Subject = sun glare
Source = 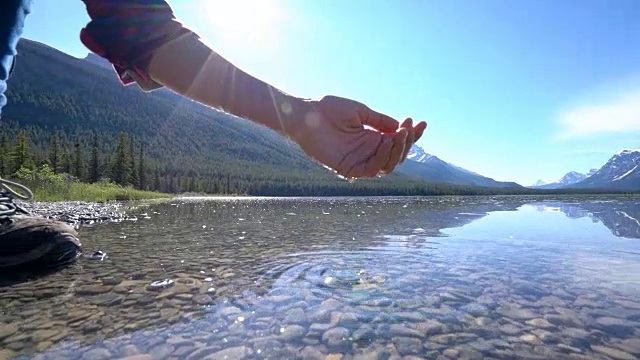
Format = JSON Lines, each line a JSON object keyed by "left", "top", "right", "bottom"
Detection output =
{"left": 201, "top": 0, "right": 286, "bottom": 46}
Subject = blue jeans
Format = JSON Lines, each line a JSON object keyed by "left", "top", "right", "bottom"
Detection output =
{"left": 0, "top": 0, "right": 32, "bottom": 118}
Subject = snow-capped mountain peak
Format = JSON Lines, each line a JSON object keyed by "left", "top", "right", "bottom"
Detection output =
{"left": 616, "top": 149, "right": 640, "bottom": 156}
{"left": 558, "top": 171, "right": 587, "bottom": 185}
{"left": 407, "top": 145, "right": 433, "bottom": 163}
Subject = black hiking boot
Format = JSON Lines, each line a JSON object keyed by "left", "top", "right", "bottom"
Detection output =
{"left": 0, "top": 178, "right": 81, "bottom": 272}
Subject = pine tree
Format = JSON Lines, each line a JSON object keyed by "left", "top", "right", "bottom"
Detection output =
{"left": 73, "top": 142, "right": 84, "bottom": 181}
{"left": 138, "top": 142, "right": 146, "bottom": 190}
{"left": 89, "top": 132, "right": 100, "bottom": 183}
{"left": 154, "top": 166, "right": 160, "bottom": 191}
{"left": 128, "top": 136, "right": 138, "bottom": 187}
{"left": 111, "top": 132, "right": 131, "bottom": 185}
{"left": 49, "top": 133, "right": 61, "bottom": 173}
{"left": 11, "top": 130, "right": 32, "bottom": 173}
{"left": 0, "top": 134, "right": 7, "bottom": 176}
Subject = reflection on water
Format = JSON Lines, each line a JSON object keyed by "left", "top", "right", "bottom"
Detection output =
{"left": 1, "top": 196, "right": 640, "bottom": 359}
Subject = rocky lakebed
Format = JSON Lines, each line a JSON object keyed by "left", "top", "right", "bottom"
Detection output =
{"left": 0, "top": 196, "right": 638, "bottom": 359}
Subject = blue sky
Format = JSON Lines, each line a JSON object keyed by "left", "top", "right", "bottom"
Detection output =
{"left": 20, "top": 0, "right": 640, "bottom": 185}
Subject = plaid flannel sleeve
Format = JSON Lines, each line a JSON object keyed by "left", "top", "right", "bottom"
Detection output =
{"left": 79, "top": 0, "right": 197, "bottom": 91}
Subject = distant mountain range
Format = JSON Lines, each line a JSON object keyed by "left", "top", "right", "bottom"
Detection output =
{"left": 398, "top": 146, "right": 522, "bottom": 188}
{"left": 531, "top": 149, "right": 640, "bottom": 190}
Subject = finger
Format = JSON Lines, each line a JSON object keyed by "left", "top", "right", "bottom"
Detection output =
{"left": 400, "top": 118, "right": 415, "bottom": 162}
{"left": 347, "top": 135, "right": 394, "bottom": 179}
{"left": 413, "top": 121, "right": 428, "bottom": 143}
{"left": 380, "top": 128, "right": 408, "bottom": 174}
{"left": 358, "top": 108, "right": 399, "bottom": 133}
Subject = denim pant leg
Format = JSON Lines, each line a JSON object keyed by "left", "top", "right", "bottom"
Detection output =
{"left": 0, "top": 0, "right": 33, "bottom": 118}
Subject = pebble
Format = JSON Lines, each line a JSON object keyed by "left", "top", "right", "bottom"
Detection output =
{"left": 526, "top": 318, "right": 555, "bottom": 329}
{"left": 280, "top": 325, "right": 306, "bottom": 342}
{"left": 322, "top": 327, "right": 351, "bottom": 349}
{"left": 590, "top": 345, "right": 637, "bottom": 360}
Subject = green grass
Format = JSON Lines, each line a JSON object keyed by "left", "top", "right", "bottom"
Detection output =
{"left": 17, "top": 180, "right": 172, "bottom": 203}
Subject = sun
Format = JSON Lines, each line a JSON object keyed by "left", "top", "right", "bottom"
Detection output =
{"left": 200, "top": 0, "right": 286, "bottom": 46}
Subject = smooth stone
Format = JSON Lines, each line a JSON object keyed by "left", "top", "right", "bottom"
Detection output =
{"left": 301, "top": 346, "right": 324, "bottom": 360}
{"left": 526, "top": 318, "right": 555, "bottom": 329}
{"left": 430, "top": 333, "right": 477, "bottom": 345}
{"left": 389, "top": 324, "right": 423, "bottom": 338}
{"left": 595, "top": 317, "right": 635, "bottom": 337}
{"left": 497, "top": 306, "right": 537, "bottom": 320}
{"left": 203, "top": 346, "right": 249, "bottom": 360}
{"left": 150, "top": 343, "right": 174, "bottom": 360}
{"left": 121, "top": 345, "right": 141, "bottom": 356}
{"left": 352, "top": 325, "right": 376, "bottom": 344}
{"left": 474, "top": 317, "right": 491, "bottom": 327}
{"left": 220, "top": 306, "right": 242, "bottom": 317}
{"left": 499, "top": 324, "right": 522, "bottom": 336}
{"left": 393, "top": 337, "right": 423, "bottom": 356}
{"left": 615, "top": 339, "right": 640, "bottom": 356}
{"left": 557, "top": 344, "right": 582, "bottom": 354}
{"left": 325, "top": 354, "right": 343, "bottom": 360}
{"left": 76, "top": 285, "right": 112, "bottom": 295}
{"left": 118, "top": 356, "right": 153, "bottom": 360}
{"left": 102, "top": 276, "right": 121, "bottom": 286}
{"left": 590, "top": 345, "right": 636, "bottom": 360}
{"left": 320, "top": 298, "right": 342, "bottom": 308}
{"left": 82, "top": 348, "right": 112, "bottom": 360}
{"left": 193, "top": 294, "right": 213, "bottom": 305}
{"left": 395, "top": 312, "right": 427, "bottom": 322}
{"left": 186, "top": 346, "right": 223, "bottom": 360}
{"left": 353, "top": 349, "right": 391, "bottom": 360}
{"left": 174, "top": 345, "right": 196, "bottom": 357}
{"left": 519, "top": 334, "right": 541, "bottom": 345}
{"left": 280, "top": 325, "right": 306, "bottom": 342}
{"left": 336, "top": 312, "right": 359, "bottom": 329}
{"left": 416, "top": 319, "right": 446, "bottom": 336}
{"left": 0, "top": 323, "right": 20, "bottom": 340}
{"left": 31, "top": 329, "right": 59, "bottom": 342}
{"left": 443, "top": 349, "right": 459, "bottom": 358}
{"left": 284, "top": 308, "right": 307, "bottom": 324}
{"left": 322, "top": 327, "right": 351, "bottom": 349}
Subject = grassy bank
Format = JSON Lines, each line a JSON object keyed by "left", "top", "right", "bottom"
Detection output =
{"left": 30, "top": 181, "right": 173, "bottom": 202}
{"left": 4, "top": 166, "right": 172, "bottom": 202}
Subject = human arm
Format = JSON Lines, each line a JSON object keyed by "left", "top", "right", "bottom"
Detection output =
{"left": 79, "top": 0, "right": 426, "bottom": 179}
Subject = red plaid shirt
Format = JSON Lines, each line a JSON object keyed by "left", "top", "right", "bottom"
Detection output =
{"left": 79, "top": 0, "right": 194, "bottom": 91}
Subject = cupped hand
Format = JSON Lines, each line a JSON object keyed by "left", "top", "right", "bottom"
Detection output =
{"left": 292, "top": 95, "right": 427, "bottom": 179}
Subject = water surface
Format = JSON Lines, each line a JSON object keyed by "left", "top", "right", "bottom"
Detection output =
{"left": 1, "top": 196, "right": 640, "bottom": 359}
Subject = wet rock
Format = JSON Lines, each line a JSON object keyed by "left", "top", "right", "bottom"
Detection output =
{"left": 119, "top": 356, "right": 153, "bottom": 360}
{"left": 284, "top": 308, "right": 307, "bottom": 324}
{"left": 499, "top": 323, "right": 522, "bottom": 336}
{"left": 519, "top": 333, "right": 541, "bottom": 345}
{"left": 0, "top": 323, "right": 19, "bottom": 340}
{"left": 193, "top": 294, "right": 213, "bottom": 305}
{"left": 497, "top": 306, "right": 537, "bottom": 320}
{"left": 590, "top": 345, "right": 636, "bottom": 360}
{"left": 325, "top": 354, "right": 343, "bottom": 360}
{"left": 281, "top": 325, "right": 306, "bottom": 342}
{"left": 82, "top": 347, "right": 112, "bottom": 360}
{"left": 389, "top": 324, "right": 422, "bottom": 338}
{"left": 186, "top": 346, "right": 223, "bottom": 360}
{"left": 76, "top": 285, "right": 112, "bottom": 295}
{"left": 335, "top": 312, "right": 359, "bottom": 329}
{"left": 352, "top": 325, "right": 376, "bottom": 344}
{"left": 150, "top": 343, "right": 174, "bottom": 360}
{"left": 615, "top": 338, "right": 640, "bottom": 356}
{"left": 322, "top": 327, "right": 351, "bottom": 350}
{"left": 395, "top": 312, "right": 427, "bottom": 322}
{"left": 101, "top": 276, "right": 121, "bottom": 286}
{"left": 443, "top": 348, "right": 459, "bottom": 358}
{"left": 525, "top": 318, "right": 555, "bottom": 329}
{"left": 430, "top": 333, "right": 477, "bottom": 345}
{"left": 416, "top": 319, "right": 446, "bottom": 336}
{"left": 220, "top": 306, "right": 242, "bottom": 317}
{"left": 393, "top": 337, "right": 423, "bottom": 356}
{"left": 595, "top": 317, "right": 636, "bottom": 337}
{"left": 544, "top": 314, "right": 581, "bottom": 328}
{"left": 557, "top": 344, "right": 582, "bottom": 354}
{"left": 353, "top": 348, "right": 392, "bottom": 360}
{"left": 204, "top": 346, "right": 249, "bottom": 360}
{"left": 301, "top": 346, "right": 324, "bottom": 360}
